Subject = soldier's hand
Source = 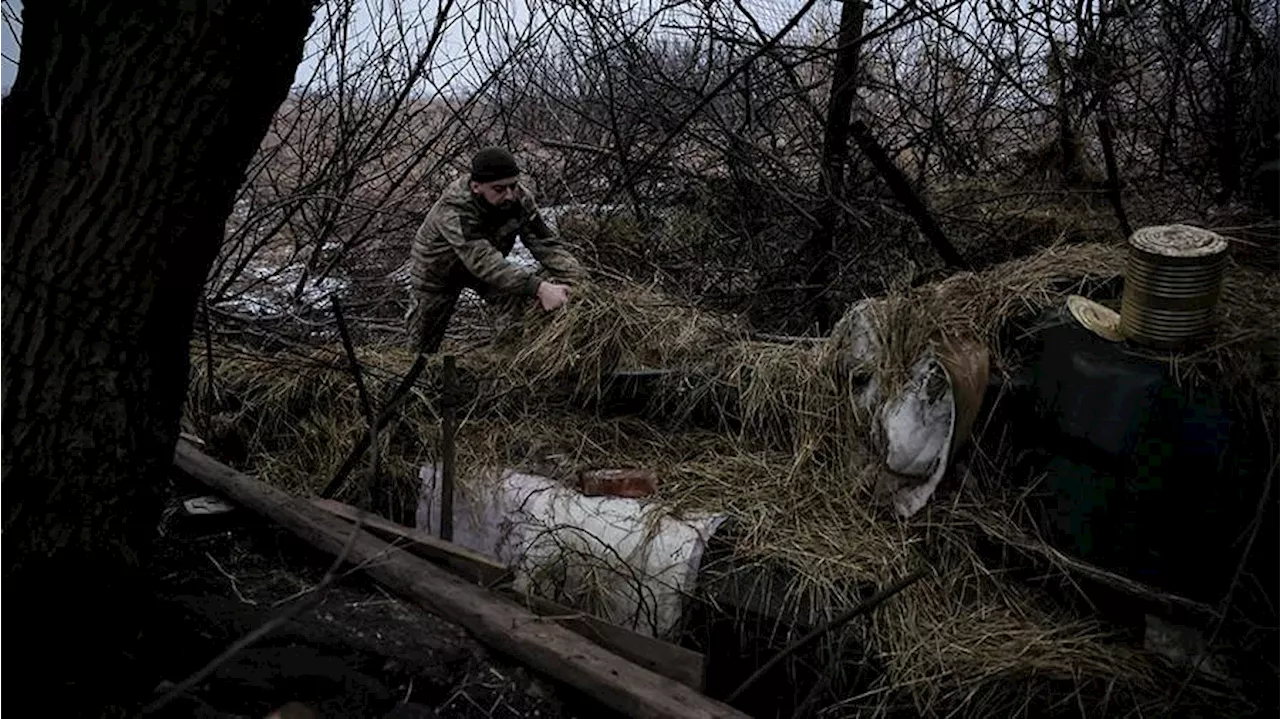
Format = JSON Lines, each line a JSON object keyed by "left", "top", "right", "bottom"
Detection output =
{"left": 536, "top": 281, "right": 571, "bottom": 311}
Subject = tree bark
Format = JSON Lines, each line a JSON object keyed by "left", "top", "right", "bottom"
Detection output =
{"left": 1, "top": 1, "right": 314, "bottom": 714}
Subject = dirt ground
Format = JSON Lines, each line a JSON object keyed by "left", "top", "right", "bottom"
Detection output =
{"left": 140, "top": 470, "right": 620, "bottom": 719}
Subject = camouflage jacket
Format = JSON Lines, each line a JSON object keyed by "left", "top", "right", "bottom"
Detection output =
{"left": 409, "top": 175, "right": 584, "bottom": 296}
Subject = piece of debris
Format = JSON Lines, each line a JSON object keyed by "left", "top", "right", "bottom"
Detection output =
{"left": 184, "top": 495, "right": 237, "bottom": 516}
{"left": 579, "top": 468, "right": 659, "bottom": 498}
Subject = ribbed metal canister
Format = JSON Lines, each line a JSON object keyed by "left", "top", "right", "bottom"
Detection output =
{"left": 1119, "top": 224, "right": 1229, "bottom": 350}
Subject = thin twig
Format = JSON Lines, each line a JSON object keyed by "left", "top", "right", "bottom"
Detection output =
{"left": 333, "top": 297, "right": 380, "bottom": 500}
{"left": 206, "top": 552, "right": 258, "bottom": 606}
{"left": 139, "top": 513, "right": 367, "bottom": 715}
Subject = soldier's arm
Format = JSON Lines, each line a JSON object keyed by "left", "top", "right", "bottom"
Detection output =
{"left": 439, "top": 210, "right": 542, "bottom": 296}
{"left": 520, "top": 200, "right": 587, "bottom": 282}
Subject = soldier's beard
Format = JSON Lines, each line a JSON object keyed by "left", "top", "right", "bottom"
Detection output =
{"left": 489, "top": 200, "right": 521, "bottom": 217}
{"left": 475, "top": 193, "right": 517, "bottom": 212}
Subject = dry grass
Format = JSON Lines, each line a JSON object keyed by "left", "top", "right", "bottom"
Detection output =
{"left": 185, "top": 245, "right": 1274, "bottom": 717}
{"left": 501, "top": 281, "right": 749, "bottom": 400}
{"left": 831, "top": 241, "right": 1129, "bottom": 395}
{"left": 831, "top": 240, "right": 1279, "bottom": 404}
{"left": 931, "top": 181, "right": 1121, "bottom": 265}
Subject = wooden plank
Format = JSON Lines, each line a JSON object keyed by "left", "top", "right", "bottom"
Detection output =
{"left": 311, "top": 498, "right": 511, "bottom": 587}
{"left": 312, "top": 497, "right": 707, "bottom": 691}
{"left": 174, "top": 442, "right": 740, "bottom": 719}
{"left": 515, "top": 594, "right": 706, "bottom": 692}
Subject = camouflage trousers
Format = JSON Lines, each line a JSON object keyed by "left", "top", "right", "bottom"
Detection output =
{"left": 405, "top": 283, "right": 530, "bottom": 355}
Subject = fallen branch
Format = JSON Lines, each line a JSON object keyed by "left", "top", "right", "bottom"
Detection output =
{"left": 849, "top": 119, "right": 968, "bottom": 270}
{"left": 175, "top": 441, "right": 746, "bottom": 719}
{"left": 320, "top": 350, "right": 430, "bottom": 499}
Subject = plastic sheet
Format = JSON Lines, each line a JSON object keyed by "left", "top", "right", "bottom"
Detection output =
{"left": 416, "top": 467, "right": 728, "bottom": 639}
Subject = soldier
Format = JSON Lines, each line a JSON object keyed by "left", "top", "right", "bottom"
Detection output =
{"left": 406, "top": 146, "right": 585, "bottom": 353}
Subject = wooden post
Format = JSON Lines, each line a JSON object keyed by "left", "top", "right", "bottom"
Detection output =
{"left": 440, "top": 353, "right": 457, "bottom": 541}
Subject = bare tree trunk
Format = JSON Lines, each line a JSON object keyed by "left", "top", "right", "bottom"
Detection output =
{"left": 1, "top": 1, "right": 314, "bottom": 713}
{"left": 1214, "top": 5, "right": 1246, "bottom": 204}
{"left": 1096, "top": 108, "right": 1133, "bottom": 238}
{"left": 807, "top": 0, "right": 866, "bottom": 333}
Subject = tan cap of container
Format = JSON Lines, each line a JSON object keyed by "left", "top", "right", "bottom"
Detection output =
{"left": 1067, "top": 295, "right": 1124, "bottom": 342}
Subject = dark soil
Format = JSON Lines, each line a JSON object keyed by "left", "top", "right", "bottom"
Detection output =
{"left": 138, "top": 470, "right": 620, "bottom": 719}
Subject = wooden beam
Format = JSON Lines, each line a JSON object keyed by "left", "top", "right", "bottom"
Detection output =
{"left": 313, "top": 497, "right": 707, "bottom": 691}
{"left": 515, "top": 593, "right": 706, "bottom": 692}
{"left": 174, "top": 442, "right": 740, "bottom": 719}
{"left": 311, "top": 498, "right": 511, "bottom": 587}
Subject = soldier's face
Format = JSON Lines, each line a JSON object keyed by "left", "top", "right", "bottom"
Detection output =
{"left": 471, "top": 178, "right": 521, "bottom": 208}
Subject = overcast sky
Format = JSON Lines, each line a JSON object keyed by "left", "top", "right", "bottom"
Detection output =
{"left": 1, "top": 0, "right": 816, "bottom": 97}
{"left": 1, "top": 0, "right": 20, "bottom": 94}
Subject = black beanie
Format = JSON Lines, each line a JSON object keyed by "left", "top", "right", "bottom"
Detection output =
{"left": 470, "top": 147, "right": 521, "bottom": 183}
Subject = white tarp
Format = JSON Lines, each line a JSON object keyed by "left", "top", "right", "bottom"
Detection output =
{"left": 878, "top": 353, "right": 958, "bottom": 517}
{"left": 416, "top": 466, "right": 728, "bottom": 639}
